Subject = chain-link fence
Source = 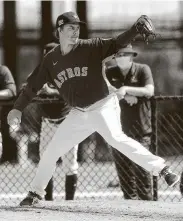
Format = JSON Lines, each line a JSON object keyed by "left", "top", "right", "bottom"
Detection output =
{"left": 0, "top": 97, "right": 183, "bottom": 205}
{"left": 152, "top": 96, "right": 183, "bottom": 202}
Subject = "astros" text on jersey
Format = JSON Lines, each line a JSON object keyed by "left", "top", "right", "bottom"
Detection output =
{"left": 54, "top": 66, "right": 88, "bottom": 88}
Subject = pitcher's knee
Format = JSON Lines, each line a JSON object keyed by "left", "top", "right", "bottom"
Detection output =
{"left": 40, "top": 151, "right": 61, "bottom": 168}
{"left": 110, "top": 132, "right": 130, "bottom": 144}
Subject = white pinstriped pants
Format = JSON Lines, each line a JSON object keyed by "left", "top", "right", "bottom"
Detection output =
{"left": 31, "top": 93, "right": 166, "bottom": 197}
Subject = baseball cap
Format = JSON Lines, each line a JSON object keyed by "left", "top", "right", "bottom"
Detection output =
{"left": 116, "top": 44, "right": 138, "bottom": 57}
{"left": 56, "top": 11, "right": 86, "bottom": 29}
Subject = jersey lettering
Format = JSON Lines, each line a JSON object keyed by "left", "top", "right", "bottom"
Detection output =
{"left": 54, "top": 79, "right": 62, "bottom": 88}
{"left": 81, "top": 67, "right": 88, "bottom": 76}
{"left": 54, "top": 66, "right": 88, "bottom": 88}
{"left": 74, "top": 67, "right": 80, "bottom": 76}
{"left": 57, "top": 71, "right": 65, "bottom": 83}
{"left": 66, "top": 68, "right": 75, "bottom": 78}
{"left": 62, "top": 71, "right": 68, "bottom": 81}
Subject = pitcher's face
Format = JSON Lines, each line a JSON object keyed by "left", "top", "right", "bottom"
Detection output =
{"left": 58, "top": 24, "right": 80, "bottom": 44}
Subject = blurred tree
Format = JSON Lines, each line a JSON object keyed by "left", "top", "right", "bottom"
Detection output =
{"left": 76, "top": 0, "right": 88, "bottom": 39}
{"left": 41, "top": 1, "right": 54, "bottom": 51}
{"left": 3, "top": 1, "right": 17, "bottom": 83}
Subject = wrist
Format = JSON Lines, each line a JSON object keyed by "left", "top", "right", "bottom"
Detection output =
{"left": 122, "top": 86, "right": 128, "bottom": 95}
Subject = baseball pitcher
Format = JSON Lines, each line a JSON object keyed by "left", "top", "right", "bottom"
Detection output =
{"left": 7, "top": 12, "right": 180, "bottom": 206}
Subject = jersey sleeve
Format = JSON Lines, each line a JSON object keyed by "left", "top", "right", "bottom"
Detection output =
{"left": 14, "top": 58, "right": 49, "bottom": 111}
{"left": 94, "top": 38, "right": 117, "bottom": 61}
{"left": 140, "top": 64, "right": 154, "bottom": 86}
{"left": 0, "top": 65, "right": 16, "bottom": 96}
{"left": 95, "top": 25, "right": 138, "bottom": 60}
{"left": 115, "top": 26, "right": 138, "bottom": 49}
{"left": 96, "top": 32, "right": 136, "bottom": 61}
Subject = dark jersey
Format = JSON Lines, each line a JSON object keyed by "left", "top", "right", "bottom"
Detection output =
{"left": 106, "top": 62, "right": 154, "bottom": 137}
{"left": 14, "top": 27, "right": 138, "bottom": 111}
{"left": 19, "top": 66, "right": 71, "bottom": 120}
{"left": 39, "top": 94, "right": 71, "bottom": 120}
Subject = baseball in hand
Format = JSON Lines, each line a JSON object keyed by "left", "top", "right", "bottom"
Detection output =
{"left": 12, "top": 117, "right": 21, "bottom": 125}
{"left": 7, "top": 109, "right": 22, "bottom": 126}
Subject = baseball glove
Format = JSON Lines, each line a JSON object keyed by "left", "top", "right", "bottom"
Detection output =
{"left": 134, "top": 15, "right": 158, "bottom": 44}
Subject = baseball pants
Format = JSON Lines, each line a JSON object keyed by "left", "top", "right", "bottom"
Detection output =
{"left": 40, "top": 117, "right": 79, "bottom": 175}
{"left": 31, "top": 93, "right": 166, "bottom": 197}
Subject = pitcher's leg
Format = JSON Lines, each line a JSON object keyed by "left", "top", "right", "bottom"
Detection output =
{"left": 96, "top": 99, "right": 166, "bottom": 176}
{"left": 113, "top": 134, "right": 166, "bottom": 175}
{"left": 95, "top": 96, "right": 179, "bottom": 188}
{"left": 103, "top": 126, "right": 179, "bottom": 186}
{"left": 39, "top": 118, "right": 56, "bottom": 200}
{"left": 30, "top": 110, "right": 93, "bottom": 198}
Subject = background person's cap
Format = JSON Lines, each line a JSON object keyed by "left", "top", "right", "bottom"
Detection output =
{"left": 116, "top": 44, "right": 138, "bottom": 57}
{"left": 56, "top": 11, "right": 86, "bottom": 28}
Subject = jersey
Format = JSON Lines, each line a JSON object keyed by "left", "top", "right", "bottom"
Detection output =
{"left": 20, "top": 70, "right": 71, "bottom": 121}
{"left": 39, "top": 92, "right": 71, "bottom": 120}
{"left": 14, "top": 27, "right": 138, "bottom": 111}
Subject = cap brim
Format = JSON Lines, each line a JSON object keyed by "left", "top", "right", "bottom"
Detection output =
{"left": 57, "top": 21, "right": 86, "bottom": 28}
{"left": 67, "top": 21, "right": 86, "bottom": 25}
{"left": 116, "top": 49, "right": 138, "bottom": 57}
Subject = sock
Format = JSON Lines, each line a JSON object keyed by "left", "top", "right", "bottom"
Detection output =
{"left": 65, "top": 174, "right": 78, "bottom": 200}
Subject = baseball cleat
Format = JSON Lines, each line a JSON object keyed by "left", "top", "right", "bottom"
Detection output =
{"left": 160, "top": 166, "right": 180, "bottom": 187}
{"left": 20, "top": 191, "right": 42, "bottom": 206}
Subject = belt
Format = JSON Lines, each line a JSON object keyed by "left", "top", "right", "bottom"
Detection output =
{"left": 74, "top": 93, "right": 116, "bottom": 112}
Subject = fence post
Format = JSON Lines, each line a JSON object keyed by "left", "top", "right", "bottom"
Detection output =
{"left": 151, "top": 97, "right": 158, "bottom": 201}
